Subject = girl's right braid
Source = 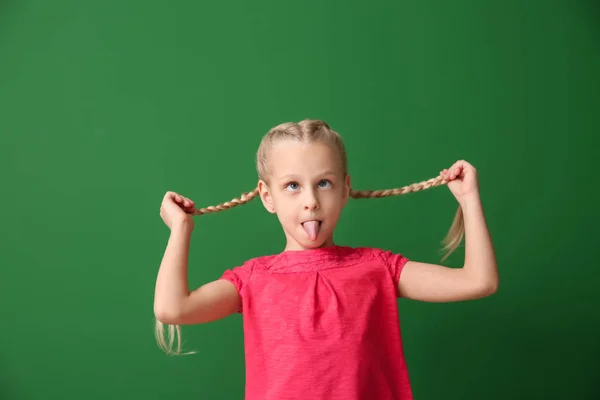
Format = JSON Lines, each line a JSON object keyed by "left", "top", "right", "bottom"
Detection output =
{"left": 193, "top": 189, "right": 260, "bottom": 215}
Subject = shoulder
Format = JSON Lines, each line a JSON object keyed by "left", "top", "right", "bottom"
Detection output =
{"left": 223, "top": 252, "right": 283, "bottom": 277}
{"left": 219, "top": 256, "right": 261, "bottom": 290}
{"left": 326, "top": 246, "right": 410, "bottom": 272}
{"left": 354, "top": 246, "right": 410, "bottom": 282}
{"left": 372, "top": 247, "right": 410, "bottom": 264}
{"left": 347, "top": 246, "right": 409, "bottom": 264}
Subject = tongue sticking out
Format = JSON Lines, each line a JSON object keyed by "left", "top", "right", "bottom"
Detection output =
{"left": 302, "top": 221, "right": 321, "bottom": 241}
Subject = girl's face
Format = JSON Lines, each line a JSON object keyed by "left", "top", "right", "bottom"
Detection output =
{"left": 258, "top": 140, "right": 350, "bottom": 251}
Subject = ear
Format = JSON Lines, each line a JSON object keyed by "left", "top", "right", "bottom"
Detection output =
{"left": 343, "top": 174, "right": 351, "bottom": 205}
{"left": 258, "top": 179, "right": 276, "bottom": 214}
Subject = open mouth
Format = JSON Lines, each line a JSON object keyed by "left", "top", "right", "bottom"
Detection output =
{"left": 301, "top": 220, "right": 322, "bottom": 241}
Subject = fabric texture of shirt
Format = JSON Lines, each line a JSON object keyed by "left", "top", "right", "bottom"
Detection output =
{"left": 220, "top": 245, "right": 413, "bottom": 400}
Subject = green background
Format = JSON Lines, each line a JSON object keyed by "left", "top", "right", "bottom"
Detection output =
{"left": 1, "top": 1, "right": 598, "bottom": 399}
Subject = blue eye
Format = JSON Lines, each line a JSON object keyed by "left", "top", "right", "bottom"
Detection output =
{"left": 285, "top": 180, "right": 332, "bottom": 191}
{"left": 318, "top": 180, "right": 332, "bottom": 188}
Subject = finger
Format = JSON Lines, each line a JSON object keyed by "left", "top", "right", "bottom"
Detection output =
{"left": 456, "top": 160, "right": 472, "bottom": 173}
{"left": 166, "top": 191, "right": 180, "bottom": 200}
{"left": 458, "top": 159, "right": 471, "bottom": 168}
{"left": 179, "top": 195, "right": 195, "bottom": 208}
{"left": 164, "top": 191, "right": 176, "bottom": 201}
{"left": 165, "top": 192, "right": 191, "bottom": 209}
{"left": 183, "top": 197, "right": 195, "bottom": 207}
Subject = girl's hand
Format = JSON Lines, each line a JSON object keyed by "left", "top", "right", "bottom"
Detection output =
{"left": 160, "top": 191, "right": 196, "bottom": 230}
{"left": 440, "top": 160, "right": 480, "bottom": 204}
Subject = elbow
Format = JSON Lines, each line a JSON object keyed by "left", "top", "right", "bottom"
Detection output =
{"left": 477, "top": 278, "right": 499, "bottom": 298}
{"left": 154, "top": 305, "right": 182, "bottom": 325}
{"left": 463, "top": 273, "right": 498, "bottom": 300}
{"left": 464, "top": 265, "right": 499, "bottom": 299}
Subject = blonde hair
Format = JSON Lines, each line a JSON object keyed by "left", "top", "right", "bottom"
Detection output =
{"left": 155, "top": 119, "right": 464, "bottom": 355}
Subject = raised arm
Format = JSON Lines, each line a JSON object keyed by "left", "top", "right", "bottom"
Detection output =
{"left": 153, "top": 192, "right": 241, "bottom": 325}
{"left": 397, "top": 161, "right": 499, "bottom": 302}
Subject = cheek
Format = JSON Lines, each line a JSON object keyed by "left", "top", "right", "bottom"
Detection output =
{"left": 323, "top": 191, "right": 345, "bottom": 209}
{"left": 273, "top": 196, "right": 297, "bottom": 220}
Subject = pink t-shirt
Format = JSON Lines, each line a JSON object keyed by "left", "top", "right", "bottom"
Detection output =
{"left": 220, "top": 245, "right": 413, "bottom": 400}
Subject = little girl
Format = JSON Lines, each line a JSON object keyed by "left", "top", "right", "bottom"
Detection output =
{"left": 153, "top": 119, "right": 498, "bottom": 400}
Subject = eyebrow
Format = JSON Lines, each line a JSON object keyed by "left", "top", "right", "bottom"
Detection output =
{"left": 278, "top": 171, "right": 337, "bottom": 180}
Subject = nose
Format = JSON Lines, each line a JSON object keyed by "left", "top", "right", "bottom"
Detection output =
{"left": 303, "top": 190, "right": 319, "bottom": 211}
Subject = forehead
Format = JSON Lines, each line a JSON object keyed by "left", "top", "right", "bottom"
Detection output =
{"left": 268, "top": 140, "right": 342, "bottom": 177}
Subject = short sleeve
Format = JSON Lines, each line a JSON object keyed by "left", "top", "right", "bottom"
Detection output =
{"left": 374, "top": 248, "right": 410, "bottom": 285}
{"left": 219, "top": 260, "right": 253, "bottom": 313}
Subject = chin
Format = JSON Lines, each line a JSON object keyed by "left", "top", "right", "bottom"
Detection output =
{"left": 302, "top": 235, "right": 334, "bottom": 249}
{"left": 304, "top": 241, "right": 327, "bottom": 249}
{"left": 286, "top": 235, "right": 331, "bottom": 251}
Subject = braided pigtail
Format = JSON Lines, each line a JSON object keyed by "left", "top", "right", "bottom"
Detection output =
{"left": 192, "top": 189, "right": 260, "bottom": 215}
{"left": 348, "top": 175, "right": 464, "bottom": 262}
